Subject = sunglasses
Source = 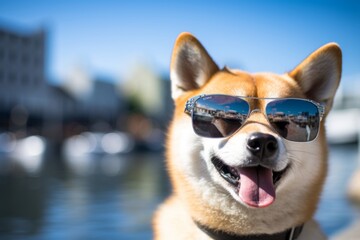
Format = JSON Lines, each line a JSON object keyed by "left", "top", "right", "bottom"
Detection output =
{"left": 184, "top": 94, "right": 325, "bottom": 142}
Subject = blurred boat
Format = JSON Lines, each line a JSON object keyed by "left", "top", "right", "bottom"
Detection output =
{"left": 62, "top": 131, "right": 135, "bottom": 176}
{"left": 0, "top": 133, "right": 46, "bottom": 174}
{"left": 326, "top": 108, "right": 360, "bottom": 144}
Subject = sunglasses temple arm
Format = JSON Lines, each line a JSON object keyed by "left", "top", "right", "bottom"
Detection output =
{"left": 318, "top": 102, "right": 326, "bottom": 121}
{"left": 308, "top": 99, "right": 325, "bottom": 120}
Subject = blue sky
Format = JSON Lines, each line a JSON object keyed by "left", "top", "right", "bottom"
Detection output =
{"left": 0, "top": 0, "right": 359, "bottom": 87}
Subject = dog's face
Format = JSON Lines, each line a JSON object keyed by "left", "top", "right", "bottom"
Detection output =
{"left": 167, "top": 33, "right": 341, "bottom": 233}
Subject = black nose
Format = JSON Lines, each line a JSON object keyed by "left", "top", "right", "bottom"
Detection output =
{"left": 247, "top": 133, "right": 278, "bottom": 159}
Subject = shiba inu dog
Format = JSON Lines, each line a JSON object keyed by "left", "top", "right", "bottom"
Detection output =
{"left": 153, "top": 33, "right": 342, "bottom": 240}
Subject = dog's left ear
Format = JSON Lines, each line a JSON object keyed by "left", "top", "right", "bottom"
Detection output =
{"left": 288, "top": 43, "right": 342, "bottom": 113}
{"left": 170, "top": 32, "right": 219, "bottom": 99}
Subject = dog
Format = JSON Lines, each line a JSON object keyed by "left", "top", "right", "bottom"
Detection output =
{"left": 153, "top": 32, "right": 342, "bottom": 240}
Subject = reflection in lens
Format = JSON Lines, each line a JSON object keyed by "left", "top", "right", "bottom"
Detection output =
{"left": 192, "top": 95, "right": 250, "bottom": 138}
{"left": 266, "top": 99, "right": 320, "bottom": 142}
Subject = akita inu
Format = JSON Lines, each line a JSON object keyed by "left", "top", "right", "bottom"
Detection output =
{"left": 153, "top": 33, "right": 342, "bottom": 240}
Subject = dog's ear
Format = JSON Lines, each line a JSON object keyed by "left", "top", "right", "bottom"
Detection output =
{"left": 170, "top": 32, "right": 219, "bottom": 99}
{"left": 288, "top": 43, "right": 342, "bottom": 113}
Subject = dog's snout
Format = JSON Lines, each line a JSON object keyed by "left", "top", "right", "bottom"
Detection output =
{"left": 247, "top": 133, "right": 278, "bottom": 159}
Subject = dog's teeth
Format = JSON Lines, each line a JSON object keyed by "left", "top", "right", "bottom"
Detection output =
{"left": 230, "top": 168, "right": 238, "bottom": 176}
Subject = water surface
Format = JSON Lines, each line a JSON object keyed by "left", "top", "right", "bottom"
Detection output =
{"left": 0, "top": 145, "right": 359, "bottom": 239}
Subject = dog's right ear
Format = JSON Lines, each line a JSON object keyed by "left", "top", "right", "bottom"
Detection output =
{"left": 288, "top": 43, "right": 342, "bottom": 113}
{"left": 170, "top": 32, "right": 219, "bottom": 99}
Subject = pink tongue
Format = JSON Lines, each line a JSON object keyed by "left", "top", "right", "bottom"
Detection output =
{"left": 238, "top": 167, "right": 275, "bottom": 208}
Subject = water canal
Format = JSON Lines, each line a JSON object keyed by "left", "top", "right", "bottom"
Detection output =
{"left": 0, "top": 144, "right": 359, "bottom": 239}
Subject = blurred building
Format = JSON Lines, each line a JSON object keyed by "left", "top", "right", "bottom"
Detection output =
{"left": 0, "top": 24, "right": 127, "bottom": 140}
{"left": 0, "top": 25, "right": 47, "bottom": 135}
{"left": 86, "top": 79, "right": 123, "bottom": 124}
{"left": 122, "top": 62, "right": 173, "bottom": 123}
{"left": 60, "top": 74, "right": 126, "bottom": 134}
{"left": 123, "top": 63, "right": 164, "bottom": 116}
{"left": 0, "top": 23, "right": 172, "bottom": 150}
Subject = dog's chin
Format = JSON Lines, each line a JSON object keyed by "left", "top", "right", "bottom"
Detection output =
{"left": 210, "top": 155, "right": 289, "bottom": 208}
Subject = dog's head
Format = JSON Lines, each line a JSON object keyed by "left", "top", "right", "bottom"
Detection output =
{"left": 167, "top": 33, "right": 341, "bottom": 233}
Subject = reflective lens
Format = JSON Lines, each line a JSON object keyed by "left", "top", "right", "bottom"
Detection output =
{"left": 265, "top": 99, "right": 320, "bottom": 142}
{"left": 192, "top": 95, "right": 250, "bottom": 138}
{"left": 189, "top": 95, "right": 321, "bottom": 142}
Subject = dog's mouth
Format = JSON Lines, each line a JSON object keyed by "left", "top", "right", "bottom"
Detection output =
{"left": 211, "top": 156, "right": 288, "bottom": 208}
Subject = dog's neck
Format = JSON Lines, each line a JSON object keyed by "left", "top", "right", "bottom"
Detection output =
{"left": 194, "top": 220, "right": 304, "bottom": 240}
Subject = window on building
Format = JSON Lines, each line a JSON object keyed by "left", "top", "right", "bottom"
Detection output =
{"left": 22, "top": 37, "right": 30, "bottom": 47}
{"left": 33, "top": 38, "right": 43, "bottom": 50}
{"left": 0, "top": 49, "right": 4, "bottom": 61}
{"left": 34, "top": 56, "right": 42, "bottom": 68}
{"left": 22, "top": 54, "right": 30, "bottom": 65}
{"left": 8, "top": 51, "right": 18, "bottom": 63}
{"left": 21, "top": 74, "right": 29, "bottom": 85}
{"left": 8, "top": 72, "right": 16, "bottom": 84}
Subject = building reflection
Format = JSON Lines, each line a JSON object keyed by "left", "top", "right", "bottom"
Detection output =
{"left": 0, "top": 174, "right": 46, "bottom": 235}
{"left": 267, "top": 111, "right": 319, "bottom": 128}
{"left": 193, "top": 106, "right": 248, "bottom": 137}
{"left": 194, "top": 106, "right": 248, "bottom": 121}
{"left": 267, "top": 110, "right": 319, "bottom": 141}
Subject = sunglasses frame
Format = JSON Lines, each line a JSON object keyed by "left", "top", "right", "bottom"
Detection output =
{"left": 184, "top": 94, "right": 326, "bottom": 141}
